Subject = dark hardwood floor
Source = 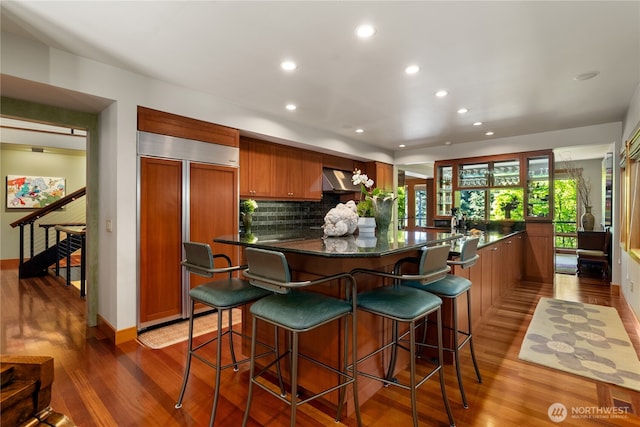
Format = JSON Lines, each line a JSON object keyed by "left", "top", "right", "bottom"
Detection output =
{"left": 2, "top": 267, "right": 639, "bottom": 426}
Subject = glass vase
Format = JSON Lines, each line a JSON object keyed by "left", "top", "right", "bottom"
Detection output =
{"left": 241, "top": 212, "right": 253, "bottom": 234}
{"left": 372, "top": 195, "right": 395, "bottom": 234}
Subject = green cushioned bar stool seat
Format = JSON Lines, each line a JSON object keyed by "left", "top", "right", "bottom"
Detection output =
{"left": 403, "top": 236, "right": 483, "bottom": 408}
{"left": 175, "top": 242, "right": 272, "bottom": 427}
{"left": 351, "top": 243, "right": 455, "bottom": 427}
{"left": 242, "top": 247, "right": 362, "bottom": 427}
{"left": 250, "top": 290, "right": 352, "bottom": 331}
{"left": 415, "top": 274, "right": 471, "bottom": 297}
{"left": 356, "top": 286, "right": 442, "bottom": 321}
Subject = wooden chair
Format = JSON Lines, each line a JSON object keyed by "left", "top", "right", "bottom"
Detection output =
{"left": 576, "top": 231, "right": 610, "bottom": 280}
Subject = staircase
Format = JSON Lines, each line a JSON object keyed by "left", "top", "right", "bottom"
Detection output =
{"left": 19, "top": 232, "right": 84, "bottom": 278}
{"left": 9, "top": 187, "right": 86, "bottom": 280}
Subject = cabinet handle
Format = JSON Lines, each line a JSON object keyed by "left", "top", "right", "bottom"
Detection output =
{"left": 492, "top": 247, "right": 498, "bottom": 251}
{"left": 507, "top": 240, "right": 512, "bottom": 244}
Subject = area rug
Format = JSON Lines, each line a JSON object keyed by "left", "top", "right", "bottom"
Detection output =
{"left": 555, "top": 254, "right": 577, "bottom": 275}
{"left": 519, "top": 298, "right": 640, "bottom": 391}
{"left": 137, "top": 309, "right": 241, "bottom": 349}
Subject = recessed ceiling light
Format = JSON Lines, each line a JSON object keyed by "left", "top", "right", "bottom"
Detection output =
{"left": 473, "top": 121, "right": 483, "bottom": 126}
{"left": 355, "top": 128, "right": 364, "bottom": 133}
{"left": 485, "top": 131, "right": 494, "bottom": 136}
{"left": 285, "top": 104, "right": 297, "bottom": 111}
{"left": 356, "top": 24, "right": 375, "bottom": 39}
{"left": 399, "top": 144, "right": 406, "bottom": 148}
{"left": 405, "top": 65, "right": 420, "bottom": 75}
{"left": 281, "top": 61, "right": 297, "bottom": 71}
{"left": 435, "top": 90, "right": 448, "bottom": 98}
{"left": 574, "top": 71, "right": 600, "bottom": 81}
{"left": 444, "top": 141, "right": 452, "bottom": 146}
{"left": 457, "top": 108, "right": 468, "bottom": 114}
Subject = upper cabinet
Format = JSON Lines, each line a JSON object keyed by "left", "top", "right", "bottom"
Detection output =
{"left": 240, "top": 137, "right": 274, "bottom": 198}
{"left": 272, "top": 145, "right": 322, "bottom": 200}
{"left": 435, "top": 164, "right": 454, "bottom": 217}
{"left": 434, "top": 150, "right": 553, "bottom": 221}
{"left": 138, "top": 106, "right": 239, "bottom": 148}
{"left": 240, "top": 137, "right": 322, "bottom": 201}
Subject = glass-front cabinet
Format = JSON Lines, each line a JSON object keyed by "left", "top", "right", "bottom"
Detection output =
{"left": 433, "top": 150, "right": 553, "bottom": 222}
{"left": 458, "top": 163, "right": 489, "bottom": 188}
{"left": 435, "top": 164, "right": 454, "bottom": 217}
{"left": 526, "top": 155, "right": 552, "bottom": 219}
{"left": 492, "top": 159, "right": 520, "bottom": 187}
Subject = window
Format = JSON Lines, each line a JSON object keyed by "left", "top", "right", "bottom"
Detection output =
{"left": 414, "top": 184, "right": 427, "bottom": 227}
{"left": 621, "top": 126, "right": 640, "bottom": 261}
{"left": 554, "top": 177, "right": 578, "bottom": 249}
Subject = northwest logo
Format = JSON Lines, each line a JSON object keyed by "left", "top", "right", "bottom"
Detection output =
{"left": 548, "top": 403, "right": 568, "bottom": 423}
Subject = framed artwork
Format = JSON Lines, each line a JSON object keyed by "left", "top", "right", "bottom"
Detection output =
{"left": 6, "top": 175, "right": 66, "bottom": 209}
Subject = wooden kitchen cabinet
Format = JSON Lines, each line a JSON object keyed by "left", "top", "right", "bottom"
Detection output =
{"left": 523, "top": 222, "right": 555, "bottom": 283}
{"left": 433, "top": 149, "right": 553, "bottom": 221}
{"left": 240, "top": 137, "right": 322, "bottom": 200}
{"left": 240, "top": 137, "right": 274, "bottom": 198}
{"left": 505, "top": 233, "right": 524, "bottom": 289}
{"left": 353, "top": 161, "right": 394, "bottom": 191}
{"left": 273, "top": 144, "right": 322, "bottom": 200}
{"left": 479, "top": 245, "right": 493, "bottom": 319}
{"left": 490, "top": 241, "right": 503, "bottom": 304}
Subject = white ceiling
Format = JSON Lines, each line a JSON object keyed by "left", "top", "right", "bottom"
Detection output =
{"left": 1, "top": 1, "right": 638, "bottom": 166}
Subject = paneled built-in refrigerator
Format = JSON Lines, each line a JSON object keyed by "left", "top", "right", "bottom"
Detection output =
{"left": 137, "top": 131, "right": 239, "bottom": 329}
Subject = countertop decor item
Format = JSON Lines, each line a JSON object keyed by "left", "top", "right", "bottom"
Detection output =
{"left": 322, "top": 200, "right": 358, "bottom": 236}
{"left": 352, "top": 168, "right": 396, "bottom": 234}
{"left": 241, "top": 199, "right": 258, "bottom": 234}
{"left": 357, "top": 217, "right": 376, "bottom": 237}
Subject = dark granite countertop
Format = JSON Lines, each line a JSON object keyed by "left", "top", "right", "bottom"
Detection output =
{"left": 214, "top": 229, "right": 463, "bottom": 258}
{"left": 448, "top": 230, "right": 525, "bottom": 255}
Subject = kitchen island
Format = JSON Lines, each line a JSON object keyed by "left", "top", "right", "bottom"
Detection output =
{"left": 214, "top": 229, "right": 462, "bottom": 415}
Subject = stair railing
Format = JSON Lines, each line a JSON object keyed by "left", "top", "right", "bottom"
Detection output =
{"left": 9, "top": 187, "right": 86, "bottom": 271}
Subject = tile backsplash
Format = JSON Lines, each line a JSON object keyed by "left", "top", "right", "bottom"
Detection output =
{"left": 240, "top": 194, "right": 346, "bottom": 233}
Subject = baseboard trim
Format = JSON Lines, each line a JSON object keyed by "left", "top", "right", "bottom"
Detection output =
{"left": 1, "top": 259, "right": 20, "bottom": 270}
{"left": 97, "top": 315, "right": 138, "bottom": 346}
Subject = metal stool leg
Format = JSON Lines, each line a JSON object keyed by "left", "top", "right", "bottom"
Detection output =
{"left": 209, "top": 309, "right": 225, "bottom": 426}
{"left": 175, "top": 300, "right": 197, "bottom": 408}
{"left": 227, "top": 310, "right": 239, "bottom": 371}
{"left": 451, "top": 297, "right": 468, "bottom": 408}
{"left": 436, "top": 308, "right": 455, "bottom": 426}
{"left": 385, "top": 319, "right": 400, "bottom": 383}
{"left": 274, "top": 326, "right": 286, "bottom": 397}
{"left": 289, "top": 331, "right": 299, "bottom": 427}
{"left": 242, "top": 316, "right": 258, "bottom": 427}
{"left": 467, "top": 290, "right": 482, "bottom": 384}
{"left": 409, "top": 320, "right": 418, "bottom": 427}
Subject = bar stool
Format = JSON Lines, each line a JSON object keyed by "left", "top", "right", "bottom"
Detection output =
{"left": 404, "top": 237, "right": 482, "bottom": 408}
{"left": 175, "top": 242, "right": 274, "bottom": 427}
{"left": 241, "top": 247, "right": 362, "bottom": 427}
{"left": 351, "top": 244, "right": 455, "bottom": 427}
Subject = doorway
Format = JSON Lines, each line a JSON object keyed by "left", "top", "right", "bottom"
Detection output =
{"left": 0, "top": 98, "right": 98, "bottom": 326}
{"left": 403, "top": 178, "right": 432, "bottom": 230}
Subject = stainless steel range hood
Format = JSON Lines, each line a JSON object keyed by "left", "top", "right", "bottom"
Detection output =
{"left": 322, "top": 168, "right": 358, "bottom": 193}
